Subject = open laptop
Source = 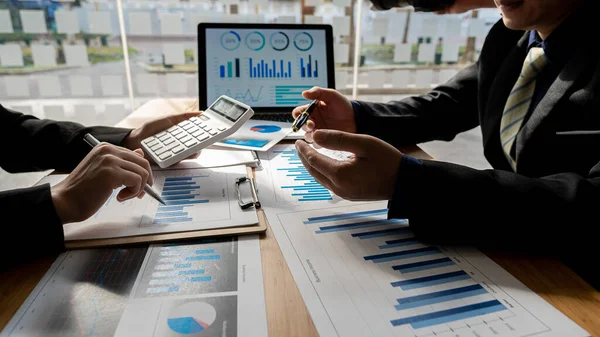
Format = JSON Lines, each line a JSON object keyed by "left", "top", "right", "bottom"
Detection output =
{"left": 197, "top": 23, "right": 335, "bottom": 125}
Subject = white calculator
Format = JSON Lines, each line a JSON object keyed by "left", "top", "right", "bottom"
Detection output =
{"left": 141, "top": 95, "right": 254, "bottom": 168}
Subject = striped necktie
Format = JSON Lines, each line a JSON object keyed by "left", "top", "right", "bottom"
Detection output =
{"left": 500, "top": 47, "right": 548, "bottom": 171}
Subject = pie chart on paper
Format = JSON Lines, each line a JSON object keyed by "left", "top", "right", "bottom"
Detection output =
{"left": 250, "top": 125, "right": 282, "bottom": 133}
{"left": 167, "top": 302, "right": 217, "bottom": 335}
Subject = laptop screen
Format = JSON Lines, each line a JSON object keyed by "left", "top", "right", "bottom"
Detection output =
{"left": 198, "top": 23, "right": 334, "bottom": 112}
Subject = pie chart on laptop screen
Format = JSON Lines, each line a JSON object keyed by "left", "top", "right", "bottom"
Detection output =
{"left": 250, "top": 125, "right": 282, "bottom": 133}
{"left": 167, "top": 302, "right": 217, "bottom": 334}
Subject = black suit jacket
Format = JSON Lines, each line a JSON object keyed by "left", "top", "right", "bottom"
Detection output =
{"left": 0, "top": 104, "right": 132, "bottom": 265}
{"left": 355, "top": 12, "right": 600, "bottom": 288}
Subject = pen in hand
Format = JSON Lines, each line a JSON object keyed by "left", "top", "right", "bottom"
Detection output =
{"left": 83, "top": 133, "right": 167, "bottom": 206}
{"left": 292, "top": 99, "right": 319, "bottom": 132}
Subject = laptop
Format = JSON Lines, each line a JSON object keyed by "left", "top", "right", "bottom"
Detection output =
{"left": 197, "top": 23, "right": 335, "bottom": 126}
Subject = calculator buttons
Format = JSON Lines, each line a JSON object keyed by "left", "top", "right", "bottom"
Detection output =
{"left": 179, "top": 135, "right": 192, "bottom": 143}
{"left": 143, "top": 137, "right": 156, "bottom": 144}
{"left": 146, "top": 139, "right": 158, "bottom": 148}
{"left": 174, "top": 132, "right": 187, "bottom": 140}
{"left": 191, "top": 130, "right": 204, "bottom": 138}
{"left": 150, "top": 144, "right": 163, "bottom": 152}
{"left": 155, "top": 147, "right": 171, "bottom": 156}
{"left": 163, "top": 138, "right": 176, "bottom": 146}
{"left": 209, "top": 130, "right": 218, "bottom": 136}
{"left": 159, "top": 152, "right": 172, "bottom": 160}
{"left": 167, "top": 125, "right": 179, "bottom": 132}
{"left": 181, "top": 123, "right": 194, "bottom": 131}
{"left": 169, "top": 128, "right": 183, "bottom": 136}
{"left": 197, "top": 134, "right": 209, "bottom": 141}
{"left": 155, "top": 131, "right": 167, "bottom": 138}
{"left": 217, "top": 126, "right": 226, "bottom": 131}
{"left": 184, "top": 139, "right": 198, "bottom": 147}
{"left": 187, "top": 126, "right": 200, "bottom": 134}
{"left": 172, "top": 146, "right": 185, "bottom": 154}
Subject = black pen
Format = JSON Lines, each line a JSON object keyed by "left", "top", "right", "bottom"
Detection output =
{"left": 83, "top": 133, "right": 166, "bottom": 205}
{"left": 292, "top": 99, "right": 319, "bottom": 132}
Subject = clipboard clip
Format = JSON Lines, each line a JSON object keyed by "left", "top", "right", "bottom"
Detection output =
{"left": 235, "top": 176, "right": 261, "bottom": 210}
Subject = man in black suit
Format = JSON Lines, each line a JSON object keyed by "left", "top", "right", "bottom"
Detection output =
{"left": 0, "top": 104, "right": 199, "bottom": 263}
{"left": 293, "top": 0, "right": 600, "bottom": 288}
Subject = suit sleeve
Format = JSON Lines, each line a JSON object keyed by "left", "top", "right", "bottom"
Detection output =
{"left": 0, "top": 104, "right": 132, "bottom": 173}
{"left": 354, "top": 62, "right": 480, "bottom": 148}
{"left": 0, "top": 104, "right": 133, "bottom": 263}
{"left": 388, "top": 158, "right": 600, "bottom": 256}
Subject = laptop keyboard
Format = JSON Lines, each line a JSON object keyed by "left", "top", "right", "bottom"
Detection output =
{"left": 251, "top": 113, "right": 295, "bottom": 123}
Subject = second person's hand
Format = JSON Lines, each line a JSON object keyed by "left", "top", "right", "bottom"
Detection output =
{"left": 122, "top": 111, "right": 203, "bottom": 164}
{"left": 295, "top": 130, "right": 403, "bottom": 201}
{"left": 51, "top": 143, "right": 154, "bottom": 224}
{"left": 292, "top": 86, "right": 356, "bottom": 143}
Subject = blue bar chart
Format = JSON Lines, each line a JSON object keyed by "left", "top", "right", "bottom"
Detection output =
{"left": 146, "top": 246, "right": 219, "bottom": 294}
{"left": 299, "top": 54, "right": 318, "bottom": 78}
{"left": 273, "top": 149, "right": 332, "bottom": 202}
{"left": 134, "top": 237, "right": 239, "bottom": 297}
{"left": 249, "top": 57, "right": 292, "bottom": 78}
{"left": 219, "top": 58, "right": 240, "bottom": 78}
{"left": 154, "top": 175, "right": 210, "bottom": 225}
{"left": 263, "top": 203, "right": 544, "bottom": 337}
{"left": 273, "top": 85, "right": 312, "bottom": 106}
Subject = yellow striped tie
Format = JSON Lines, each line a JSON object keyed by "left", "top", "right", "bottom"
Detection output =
{"left": 500, "top": 47, "right": 548, "bottom": 171}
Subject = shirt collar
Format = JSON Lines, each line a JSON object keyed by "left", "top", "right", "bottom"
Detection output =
{"left": 526, "top": 2, "right": 586, "bottom": 69}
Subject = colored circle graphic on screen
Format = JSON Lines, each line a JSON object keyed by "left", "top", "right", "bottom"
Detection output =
{"left": 245, "top": 31, "right": 266, "bottom": 51}
{"left": 270, "top": 31, "right": 290, "bottom": 51}
{"left": 250, "top": 125, "right": 282, "bottom": 133}
{"left": 293, "top": 32, "right": 313, "bottom": 51}
{"left": 220, "top": 31, "right": 241, "bottom": 51}
{"left": 167, "top": 302, "right": 217, "bottom": 335}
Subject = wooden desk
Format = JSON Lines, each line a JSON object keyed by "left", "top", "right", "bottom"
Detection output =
{"left": 1, "top": 98, "right": 599, "bottom": 337}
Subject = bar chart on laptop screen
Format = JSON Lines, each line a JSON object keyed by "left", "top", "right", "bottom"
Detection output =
{"left": 205, "top": 28, "right": 329, "bottom": 107}
{"left": 267, "top": 202, "right": 560, "bottom": 337}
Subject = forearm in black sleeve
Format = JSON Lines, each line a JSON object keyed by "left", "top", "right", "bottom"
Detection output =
{"left": 1, "top": 184, "right": 65, "bottom": 264}
{"left": 0, "top": 104, "right": 132, "bottom": 173}
{"left": 354, "top": 62, "right": 480, "bottom": 148}
{"left": 388, "top": 159, "right": 600, "bottom": 255}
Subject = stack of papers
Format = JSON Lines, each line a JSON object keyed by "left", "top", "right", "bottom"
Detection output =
{"left": 152, "top": 148, "right": 260, "bottom": 170}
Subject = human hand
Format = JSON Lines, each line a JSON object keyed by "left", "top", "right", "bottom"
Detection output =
{"left": 51, "top": 143, "right": 153, "bottom": 224}
{"left": 434, "top": 0, "right": 496, "bottom": 14}
{"left": 122, "top": 111, "right": 202, "bottom": 163}
{"left": 291, "top": 86, "right": 356, "bottom": 143}
{"left": 295, "top": 130, "right": 403, "bottom": 201}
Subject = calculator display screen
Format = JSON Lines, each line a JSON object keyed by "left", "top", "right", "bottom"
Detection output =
{"left": 210, "top": 98, "right": 246, "bottom": 122}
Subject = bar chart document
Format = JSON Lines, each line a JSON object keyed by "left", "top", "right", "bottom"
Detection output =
{"left": 256, "top": 144, "right": 353, "bottom": 206}
{"left": 263, "top": 202, "right": 589, "bottom": 337}
{"left": 62, "top": 166, "right": 258, "bottom": 241}
{"left": 1, "top": 236, "right": 268, "bottom": 337}
{"left": 0, "top": 247, "right": 148, "bottom": 337}
{"left": 114, "top": 236, "right": 267, "bottom": 337}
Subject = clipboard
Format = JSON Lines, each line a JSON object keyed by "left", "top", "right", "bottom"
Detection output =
{"left": 64, "top": 166, "right": 266, "bottom": 249}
